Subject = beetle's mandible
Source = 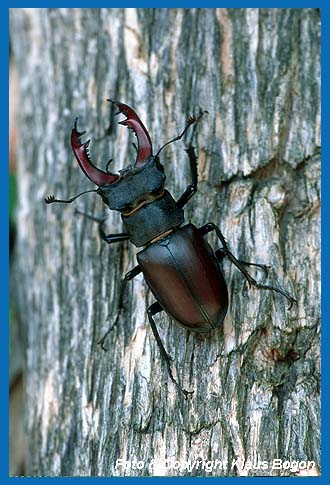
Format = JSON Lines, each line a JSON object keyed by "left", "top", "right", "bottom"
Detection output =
{"left": 45, "top": 100, "right": 296, "bottom": 397}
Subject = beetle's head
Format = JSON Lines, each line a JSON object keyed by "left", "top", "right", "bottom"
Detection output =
{"left": 71, "top": 100, "right": 166, "bottom": 213}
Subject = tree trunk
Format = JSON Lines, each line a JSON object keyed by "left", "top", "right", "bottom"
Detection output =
{"left": 10, "top": 8, "right": 320, "bottom": 477}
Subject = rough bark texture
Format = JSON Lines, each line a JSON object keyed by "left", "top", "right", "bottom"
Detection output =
{"left": 10, "top": 8, "right": 320, "bottom": 477}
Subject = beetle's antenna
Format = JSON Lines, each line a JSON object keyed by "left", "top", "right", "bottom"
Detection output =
{"left": 44, "top": 189, "right": 98, "bottom": 205}
{"left": 155, "top": 110, "right": 207, "bottom": 159}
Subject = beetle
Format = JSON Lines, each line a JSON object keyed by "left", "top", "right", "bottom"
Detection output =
{"left": 45, "top": 100, "right": 296, "bottom": 397}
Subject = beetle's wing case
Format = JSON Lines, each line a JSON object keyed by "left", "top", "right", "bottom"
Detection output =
{"left": 137, "top": 224, "right": 228, "bottom": 332}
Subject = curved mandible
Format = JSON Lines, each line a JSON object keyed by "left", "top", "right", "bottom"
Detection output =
{"left": 71, "top": 118, "right": 119, "bottom": 186}
{"left": 109, "top": 100, "right": 153, "bottom": 167}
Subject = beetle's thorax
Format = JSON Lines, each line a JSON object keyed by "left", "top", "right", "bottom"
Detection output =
{"left": 121, "top": 190, "right": 184, "bottom": 247}
{"left": 97, "top": 157, "right": 184, "bottom": 247}
{"left": 121, "top": 189, "right": 165, "bottom": 216}
{"left": 97, "top": 157, "right": 164, "bottom": 210}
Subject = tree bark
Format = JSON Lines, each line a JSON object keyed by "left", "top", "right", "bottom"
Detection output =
{"left": 10, "top": 8, "right": 320, "bottom": 477}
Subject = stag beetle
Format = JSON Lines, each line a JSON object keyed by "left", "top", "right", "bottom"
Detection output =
{"left": 45, "top": 100, "right": 296, "bottom": 397}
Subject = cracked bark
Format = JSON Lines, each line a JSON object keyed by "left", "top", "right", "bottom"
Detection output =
{"left": 10, "top": 8, "right": 320, "bottom": 477}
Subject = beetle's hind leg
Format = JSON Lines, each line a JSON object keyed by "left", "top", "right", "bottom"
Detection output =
{"left": 147, "top": 302, "right": 194, "bottom": 399}
{"left": 98, "top": 266, "right": 142, "bottom": 350}
{"left": 200, "top": 223, "right": 297, "bottom": 309}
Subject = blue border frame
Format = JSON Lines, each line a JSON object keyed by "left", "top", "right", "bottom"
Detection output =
{"left": 4, "top": 1, "right": 326, "bottom": 482}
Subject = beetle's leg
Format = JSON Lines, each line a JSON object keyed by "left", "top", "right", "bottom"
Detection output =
{"left": 98, "top": 266, "right": 142, "bottom": 350}
{"left": 100, "top": 227, "right": 129, "bottom": 244}
{"left": 235, "top": 260, "right": 270, "bottom": 276}
{"left": 215, "top": 249, "right": 269, "bottom": 276}
{"left": 201, "top": 223, "right": 297, "bottom": 308}
{"left": 215, "top": 248, "right": 226, "bottom": 262}
{"left": 176, "top": 146, "right": 198, "bottom": 209}
{"left": 147, "top": 302, "right": 194, "bottom": 399}
{"left": 75, "top": 209, "right": 130, "bottom": 244}
{"left": 101, "top": 232, "right": 130, "bottom": 244}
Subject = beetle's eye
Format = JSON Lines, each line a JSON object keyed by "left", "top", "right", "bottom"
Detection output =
{"left": 155, "top": 157, "right": 165, "bottom": 173}
{"left": 121, "top": 203, "right": 134, "bottom": 212}
{"left": 152, "top": 186, "right": 164, "bottom": 196}
{"left": 97, "top": 189, "right": 108, "bottom": 205}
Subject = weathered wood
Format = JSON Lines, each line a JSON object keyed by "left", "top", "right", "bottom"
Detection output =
{"left": 10, "top": 8, "right": 320, "bottom": 477}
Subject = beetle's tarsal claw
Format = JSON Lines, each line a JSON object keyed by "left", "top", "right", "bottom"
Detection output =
{"left": 97, "top": 334, "right": 109, "bottom": 351}
{"left": 99, "top": 341, "right": 108, "bottom": 352}
{"left": 184, "top": 390, "right": 194, "bottom": 400}
{"left": 287, "top": 296, "right": 298, "bottom": 310}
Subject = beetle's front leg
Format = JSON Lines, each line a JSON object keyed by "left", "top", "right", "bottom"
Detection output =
{"left": 200, "top": 223, "right": 297, "bottom": 308}
{"left": 147, "top": 302, "right": 194, "bottom": 399}
{"left": 176, "top": 146, "right": 198, "bottom": 209}
{"left": 75, "top": 209, "right": 129, "bottom": 244}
